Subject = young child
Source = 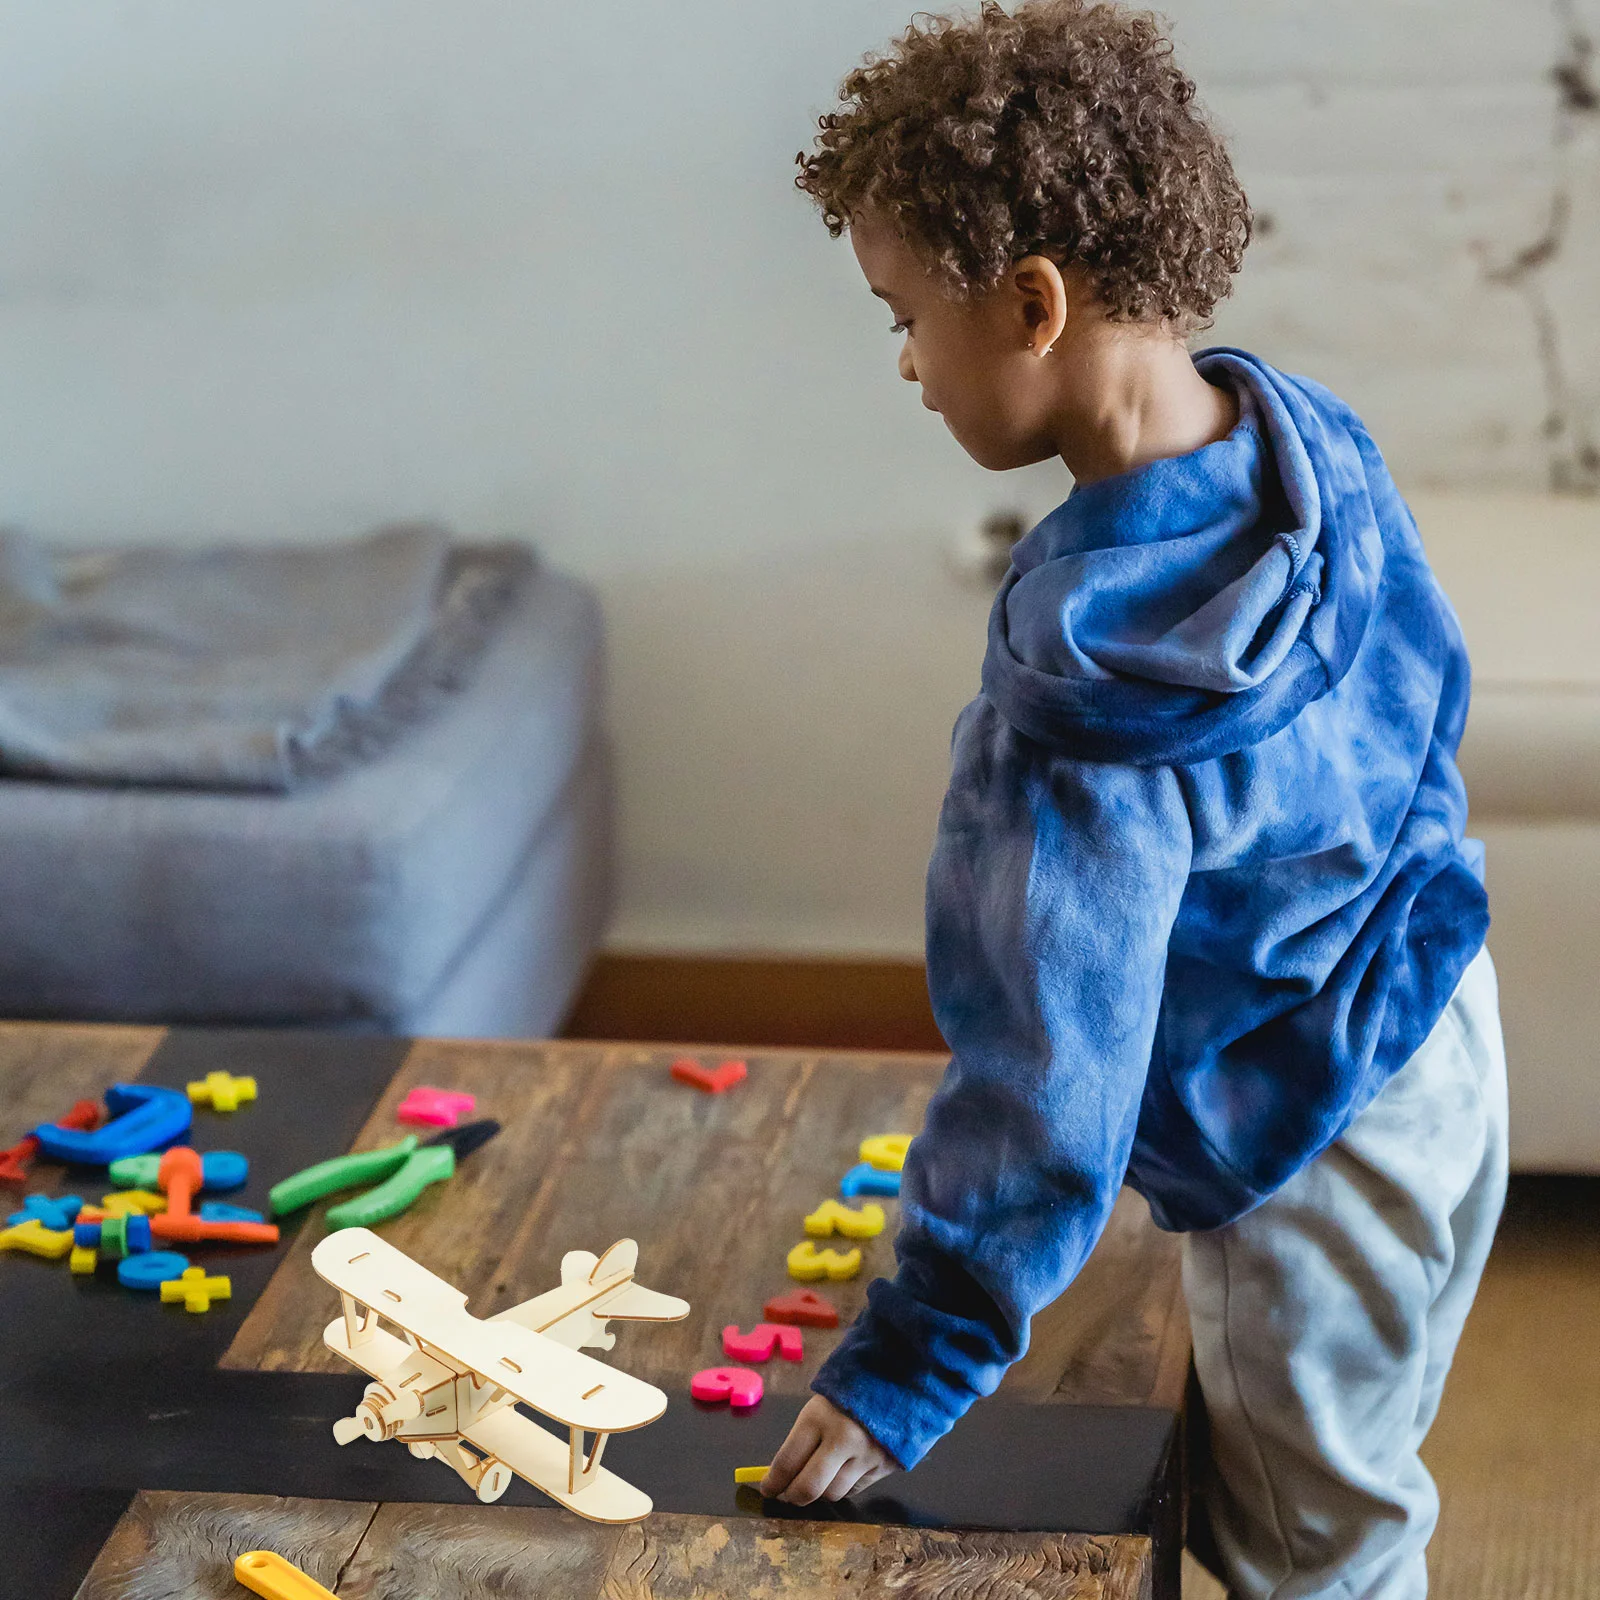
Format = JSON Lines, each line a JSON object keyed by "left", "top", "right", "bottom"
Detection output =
{"left": 759, "top": 4, "right": 1508, "bottom": 1596}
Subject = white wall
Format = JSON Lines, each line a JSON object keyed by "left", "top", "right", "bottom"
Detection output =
{"left": 0, "top": 1, "right": 1594, "bottom": 955}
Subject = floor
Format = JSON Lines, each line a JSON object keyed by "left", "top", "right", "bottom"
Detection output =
{"left": 1182, "top": 1176, "right": 1600, "bottom": 1599}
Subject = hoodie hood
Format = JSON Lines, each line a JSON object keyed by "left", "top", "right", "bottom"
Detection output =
{"left": 981, "top": 347, "right": 1386, "bottom": 765}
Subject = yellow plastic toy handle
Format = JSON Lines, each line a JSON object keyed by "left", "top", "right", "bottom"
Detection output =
{"left": 233, "top": 1550, "right": 338, "bottom": 1600}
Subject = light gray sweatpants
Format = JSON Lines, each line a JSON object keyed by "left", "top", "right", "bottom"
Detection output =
{"left": 1184, "top": 946, "right": 1508, "bottom": 1600}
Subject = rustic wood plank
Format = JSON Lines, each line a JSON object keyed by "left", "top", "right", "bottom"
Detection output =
{"left": 335, "top": 1501, "right": 620, "bottom": 1598}
{"left": 221, "top": 1037, "right": 611, "bottom": 1372}
{"left": 595, "top": 1515, "right": 1149, "bottom": 1599}
{"left": 73, "top": 1490, "right": 374, "bottom": 1600}
{"left": 224, "top": 1037, "right": 1187, "bottom": 1418}
{"left": 477, "top": 1046, "right": 936, "bottom": 1393}
{"left": 334, "top": 1500, "right": 1151, "bottom": 1600}
{"left": 73, "top": 1492, "right": 1152, "bottom": 1600}
{"left": 223, "top": 1041, "right": 934, "bottom": 1384}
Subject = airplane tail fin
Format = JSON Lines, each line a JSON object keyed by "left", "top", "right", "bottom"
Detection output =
{"left": 592, "top": 1239, "right": 639, "bottom": 1281}
{"left": 560, "top": 1250, "right": 600, "bottom": 1285}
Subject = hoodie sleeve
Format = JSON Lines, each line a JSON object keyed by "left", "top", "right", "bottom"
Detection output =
{"left": 811, "top": 697, "right": 1193, "bottom": 1470}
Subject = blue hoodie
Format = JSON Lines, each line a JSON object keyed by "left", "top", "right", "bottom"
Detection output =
{"left": 811, "top": 347, "right": 1490, "bottom": 1471}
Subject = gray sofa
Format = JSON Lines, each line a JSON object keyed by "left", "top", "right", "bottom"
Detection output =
{"left": 0, "top": 560, "right": 612, "bottom": 1038}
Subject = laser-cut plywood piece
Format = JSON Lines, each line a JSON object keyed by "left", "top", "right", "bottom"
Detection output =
{"left": 312, "top": 1228, "right": 690, "bottom": 1522}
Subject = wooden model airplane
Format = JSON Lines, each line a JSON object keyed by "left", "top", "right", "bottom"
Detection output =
{"left": 311, "top": 1227, "right": 690, "bottom": 1522}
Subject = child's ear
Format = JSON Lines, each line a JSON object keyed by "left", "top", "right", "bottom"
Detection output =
{"left": 1010, "top": 255, "right": 1070, "bottom": 354}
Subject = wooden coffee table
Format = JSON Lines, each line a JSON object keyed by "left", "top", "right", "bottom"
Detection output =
{"left": 0, "top": 1022, "right": 1189, "bottom": 1600}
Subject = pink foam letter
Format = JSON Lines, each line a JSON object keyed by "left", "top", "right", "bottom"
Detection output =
{"left": 721, "top": 1322, "right": 805, "bottom": 1363}
{"left": 690, "top": 1366, "right": 764, "bottom": 1408}
{"left": 397, "top": 1087, "right": 477, "bottom": 1128}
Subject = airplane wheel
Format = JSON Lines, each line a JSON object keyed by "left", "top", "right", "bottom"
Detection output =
{"left": 407, "top": 1441, "right": 437, "bottom": 1459}
{"left": 476, "top": 1459, "right": 513, "bottom": 1503}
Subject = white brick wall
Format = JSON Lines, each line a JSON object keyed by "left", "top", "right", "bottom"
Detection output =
{"left": 1174, "top": 0, "right": 1600, "bottom": 491}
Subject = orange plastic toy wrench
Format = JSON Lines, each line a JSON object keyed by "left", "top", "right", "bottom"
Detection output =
{"left": 149, "top": 1147, "right": 279, "bottom": 1246}
{"left": 233, "top": 1549, "right": 337, "bottom": 1600}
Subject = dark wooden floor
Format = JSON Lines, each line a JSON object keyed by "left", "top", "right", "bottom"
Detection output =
{"left": 561, "top": 954, "right": 947, "bottom": 1053}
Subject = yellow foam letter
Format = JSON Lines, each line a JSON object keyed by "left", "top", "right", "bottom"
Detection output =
{"left": 859, "top": 1134, "right": 912, "bottom": 1172}
{"left": 787, "top": 1241, "right": 862, "bottom": 1282}
{"left": 804, "top": 1199, "right": 886, "bottom": 1239}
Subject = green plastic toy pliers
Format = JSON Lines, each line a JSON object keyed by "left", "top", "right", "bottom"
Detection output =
{"left": 269, "top": 1119, "right": 500, "bottom": 1231}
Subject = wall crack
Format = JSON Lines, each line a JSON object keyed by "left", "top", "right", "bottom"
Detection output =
{"left": 1473, "top": 0, "right": 1599, "bottom": 494}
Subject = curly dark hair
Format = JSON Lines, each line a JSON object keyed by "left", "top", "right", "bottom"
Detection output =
{"left": 795, "top": 0, "right": 1251, "bottom": 330}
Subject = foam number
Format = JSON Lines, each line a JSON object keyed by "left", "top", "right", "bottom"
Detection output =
{"left": 669, "top": 1057, "right": 747, "bottom": 1094}
{"left": 690, "top": 1366, "right": 764, "bottom": 1408}
{"left": 117, "top": 1251, "right": 191, "bottom": 1291}
{"left": 803, "top": 1199, "right": 885, "bottom": 1240}
{"left": 840, "top": 1161, "right": 900, "bottom": 1198}
{"left": 763, "top": 1287, "right": 839, "bottom": 1328}
{"left": 858, "top": 1134, "right": 912, "bottom": 1173}
{"left": 721, "top": 1323, "right": 805, "bottom": 1363}
{"left": 786, "top": 1241, "right": 861, "bottom": 1282}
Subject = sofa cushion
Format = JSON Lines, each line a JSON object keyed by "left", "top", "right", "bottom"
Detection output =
{"left": 0, "top": 559, "right": 604, "bottom": 1026}
{"left": 1414, "top": 493, "right": 1600, "bottom": 820}
{"left": 401, "top": 734, "right": 612, "bottom": 1039}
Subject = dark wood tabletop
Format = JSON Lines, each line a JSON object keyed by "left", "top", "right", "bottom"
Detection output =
{"left": 0, "top": 1022, "right": 1189, "bottom": 1600}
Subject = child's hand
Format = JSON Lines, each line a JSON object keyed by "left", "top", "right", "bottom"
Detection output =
{"left": 761, "top": 1393, "right": 898, "bottom": 1504}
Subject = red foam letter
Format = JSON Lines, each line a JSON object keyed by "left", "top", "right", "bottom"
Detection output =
{"left": 670, "top": 1057, "right": 748, "bottom": 1094}
{"left": 763, "top": 1288, "right": 839, "bottom": 1328}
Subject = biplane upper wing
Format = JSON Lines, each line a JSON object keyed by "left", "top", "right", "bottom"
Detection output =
{"left": 313, "top": 1227, "right": 468, "bottom": 1312}
{"left": 312, "top": 1229, "right": 667, "bottom": 1433}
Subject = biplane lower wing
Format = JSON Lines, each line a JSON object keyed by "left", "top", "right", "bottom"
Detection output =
{"left": 463, "top": 1404, "right": 652, "bottom": 1522}
{"left": 311, "top": 1229, "right": 667, "bottom": 1433}
{"left": 322, "top": 1312, "right": 652, "bottom": 1521}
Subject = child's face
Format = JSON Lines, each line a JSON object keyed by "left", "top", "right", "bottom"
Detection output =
{"left": 849, "top": 210, "right": 1086, "bottom": 472}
